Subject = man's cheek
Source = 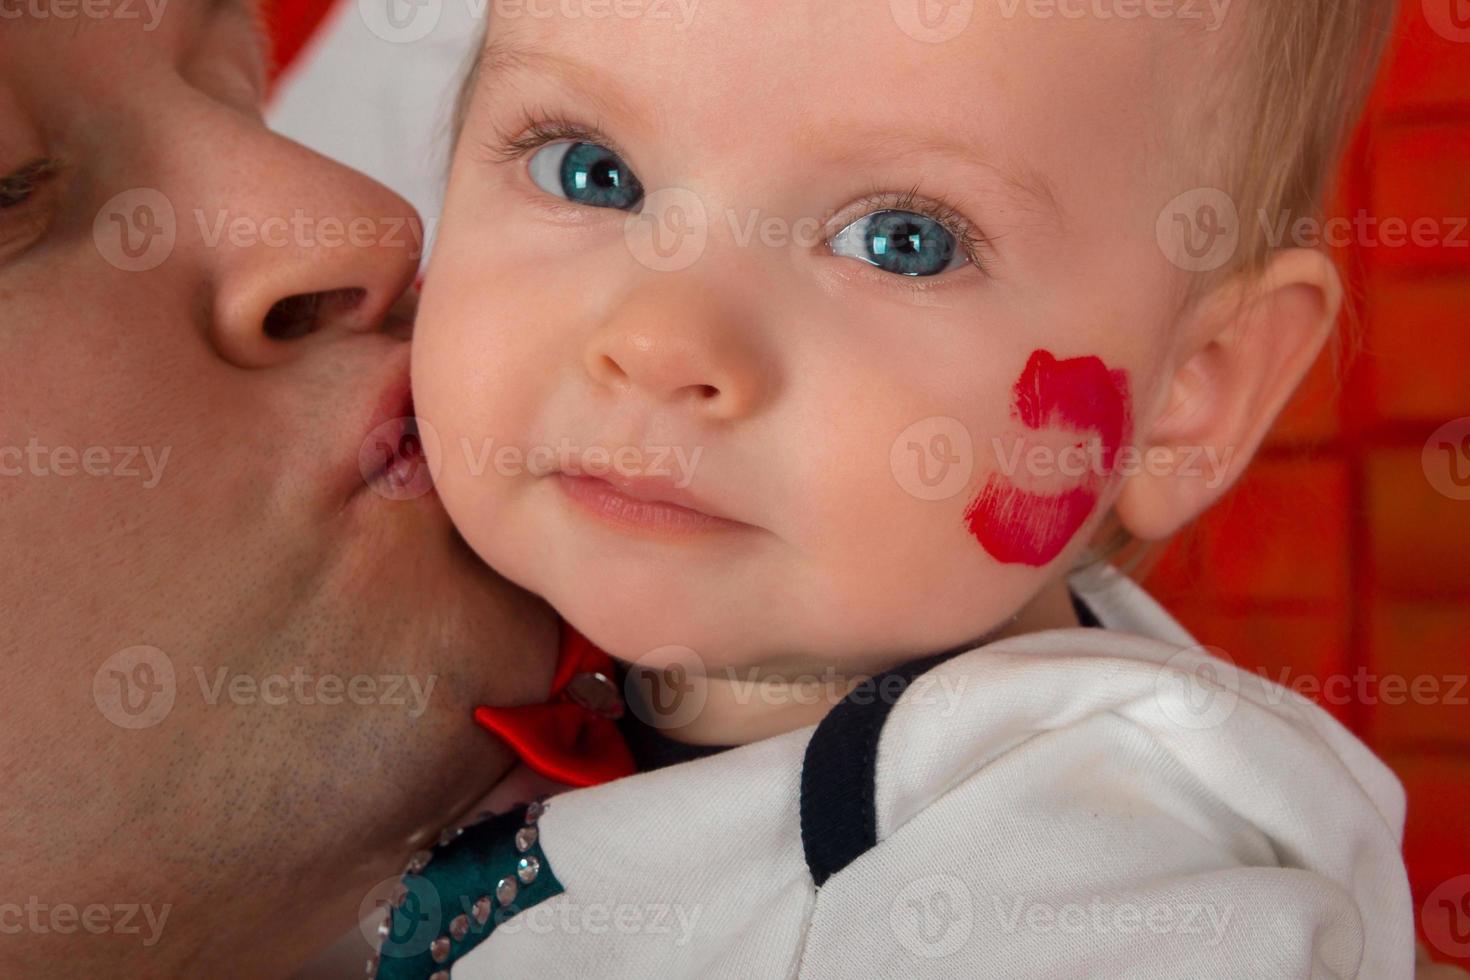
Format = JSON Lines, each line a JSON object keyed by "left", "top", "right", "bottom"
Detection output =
{"left": 964, "top": 349, "right": 1132, "bottom": 568}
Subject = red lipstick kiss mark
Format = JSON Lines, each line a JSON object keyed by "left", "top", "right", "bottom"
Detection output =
{"left": 965, "top": 350, "right": 1131, "bottom": 567}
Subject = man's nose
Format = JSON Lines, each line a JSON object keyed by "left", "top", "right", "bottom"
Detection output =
{"left": 181, "top": 126, "right": 421, "bottom": 368}
{"left": 580, "top": 279, "right": 773, "bottom": 422}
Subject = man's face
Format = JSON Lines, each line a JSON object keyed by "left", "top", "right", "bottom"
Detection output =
{"left": 0, "top": 3, "right": 552, "bottom": 974}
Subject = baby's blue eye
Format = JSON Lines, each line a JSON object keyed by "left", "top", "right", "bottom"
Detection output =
{"left": 527, "top": 141, "right": 644, "bottom": 211}
{"left": 830, "top": 209, "right": 963, "bottom": 277}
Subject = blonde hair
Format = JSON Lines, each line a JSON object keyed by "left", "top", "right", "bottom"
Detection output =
{"left": 1084, "top": 0, "right": 1400, "bottom": 574}
{"left": 1174, "top": 0, "right": 1400, "bottom": 315}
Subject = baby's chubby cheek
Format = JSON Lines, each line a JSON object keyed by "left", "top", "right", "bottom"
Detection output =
{"left": 409, "top": 263, "right": 543, "bottom": 575}
{"left": 863, "top": 347, "right": 1133, "bottom": 631}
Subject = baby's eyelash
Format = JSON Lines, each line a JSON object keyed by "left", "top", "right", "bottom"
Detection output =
{"left": 476, "top": 114, "right": 994, "bottom": 277}
{"left": 858, "top": 184, "right": 994, "bottom": 275}
{"left": 479, "top": 107, "right": 623, "bottom": 165}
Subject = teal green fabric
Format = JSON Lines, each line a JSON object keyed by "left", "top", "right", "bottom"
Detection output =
{"left": 376, "top": 803, "right": 564, "bottom": 979}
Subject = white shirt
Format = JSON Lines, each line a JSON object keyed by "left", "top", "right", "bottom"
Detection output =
{"left": 385, "top": 565, "right": 1412, "bottom": 979}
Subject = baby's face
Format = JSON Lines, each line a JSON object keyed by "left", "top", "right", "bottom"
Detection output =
{"left": 416, "top": 1, "right": 1210, "bottom": 674}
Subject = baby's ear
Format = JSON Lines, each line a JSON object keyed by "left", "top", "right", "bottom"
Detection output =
{"left": 1114, "top": 247, "right": 1344, "bottom": 540}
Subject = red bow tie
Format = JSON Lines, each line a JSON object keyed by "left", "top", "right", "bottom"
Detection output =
{"left": 473, "top": 622, "right": 637, "bottom": 787}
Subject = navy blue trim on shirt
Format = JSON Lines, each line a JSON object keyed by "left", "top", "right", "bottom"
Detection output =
{"left": 613, "top": 663, "right": 736, "bottom": 772}
{"left": 799, "top": 589, "right": 1103, "bottom": 887}
{"left": 798, "top": 644, "right": 964, "bottom": 887}
{"left": 611, "top": 589, "right": 1104, "bottom": 885}
{"left": 1071, "top": 588, "right": 1103, "bottom": 628}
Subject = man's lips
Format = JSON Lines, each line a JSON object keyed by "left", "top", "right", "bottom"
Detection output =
{"left": 350, "top": 368, "right": 435, "bottom": 502}
{"left": 552, "top": 471, "right": 750, "bottom": 537}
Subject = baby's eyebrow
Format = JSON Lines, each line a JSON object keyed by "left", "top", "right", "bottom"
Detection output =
{"left": 460, "top": 38, "right": 643, "bottom": 137}
{"left": 797, "top": 124, "right": 1064, "bottom": 231}
{"left": 460, "top": 37, "right": 1063, "bottom": 232}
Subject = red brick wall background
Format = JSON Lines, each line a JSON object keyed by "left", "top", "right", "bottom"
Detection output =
{"left": 1145, "top": 1, "right": 1470, "bottom": 967}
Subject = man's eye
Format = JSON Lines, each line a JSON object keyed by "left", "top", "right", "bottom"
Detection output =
{"left": 0, "top": 158, "right": 61, "bottom": 263}
{"left": 830, "top": 209, "right": 965, "bottom": 277}
{"left": 0, "top": 158, "right": 58, "bottom": 210}
{"left": 527, "top": 141, "right": 644, "bottom": 211}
